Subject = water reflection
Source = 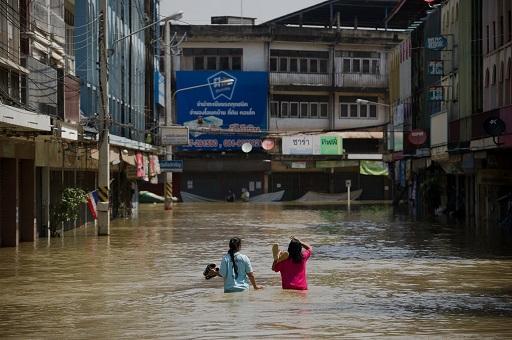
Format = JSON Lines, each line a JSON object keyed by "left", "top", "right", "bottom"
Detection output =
{"left": 0, "top": 203, "right": 511, "bottom": 338}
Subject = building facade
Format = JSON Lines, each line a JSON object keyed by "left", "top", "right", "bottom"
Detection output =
{"left": 386, "top": 0, "right": 512, "bottom": 228}
{"left": 0, "top": 0, "right": 163, "bottom": 247}
{"left": 170, "top": 0, "right": 403, "bottom": 201}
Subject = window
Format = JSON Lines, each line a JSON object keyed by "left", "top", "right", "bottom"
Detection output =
{"left": 206, "top": 56, "right": 217, "bottom": 70}
{"left": 279, "top": 58, "right": 288, "bottom": 72}
{"left": 310, "top": 103, "right": 319, "bottom": 118}
{"left": 349, "top": 104, "right": 358, "bottom": 117}
{"left": 281, "top": 102, "right": 289, "bottom": 117}
{"left": 270, "top": 57, "right": 278, "bottom": 72}
{"left": 487, "top": 25, "right": 490, "bottom": 53}
{"left": 185, "top": 48, "right": 243, "bottom": 71}
{"left": 362, "top": 59, "right": 370, "bottom": 73}
{"left": 500, "top": 16, "right": 504, "bottom": 46}
{"left": 193, "top": 56, "right": 204, "bottom": 70}
{"left": 290, "top": 58, "right": 299, "bottom": 72}
{"left": 300, "top": 58, "right": 308, "bottom": 72}
{"left": 360, "top": 105, "right": 368, "bottom": 118}
{"left": 493, "top": 21, "right": 496, "bottom": 50}
{"left": 231, "top": 56, "right": 242, "bottom": 70}
{"left": 320, "top": 103, "right": 328, "bottom": 118}
{"left": 492, "top": 64, "right": 497, "bottom": 85}
{"left": 343, "top": 59, "right": 351, "bottom": 72}
{"left": 509, "top": 11, "right": 511, "bottom": 42}
{"left": 290, "top": 102, "right": 299, "bottom": 117}
{"left": 320, "top": 59, "right": 328, "bottom": 73}
{"left": 352, "top": 59, "right": 361, "bottom": 73}
{"left": 339, "top": 96, "right": 378, "bottom": 119}
{"left": 219, "top": 56, "right": 230, "bottom": 70}
{"left": 372, "top": 60, "right": 379, "bottom": 74}
{"left": 310, "top": 59, "right": 318, "bottom": 73}
{"left": 340, "top": 104, "right": 348, "bottom": 117}
{"left": 369, "top": 105, "right": 377, "bottom": 118}
{"left": 300, "top": 102, "right": 309, "bottom": 118}
{"left": 273, "top": 96, "right": 329, "bottom": 119}
{"left": 270, "top": 101, "right": 279, "bottom": 117}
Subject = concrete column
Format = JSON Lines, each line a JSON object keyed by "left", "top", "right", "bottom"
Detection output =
{"left": 41, "top": 167, "right": 50, "bottom": 238}
{"left": 263, "top": 173, "right": 269, "bottom": 194}
{"left": 19, "top": 159, "right": 35, "bottom": 242}
{"left": 0, "top": 158, "right": 18, "bottom": 247}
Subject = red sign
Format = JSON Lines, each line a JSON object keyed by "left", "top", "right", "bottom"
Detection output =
{"left": 261, "top": 139, "right": 275, "bottom": 151}
{"left": 408, "top": 129, "right": 427, "bottom": 146}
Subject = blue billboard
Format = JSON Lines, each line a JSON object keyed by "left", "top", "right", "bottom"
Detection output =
{"left": 176, "top": 71, "right": 268, "bottom": 151}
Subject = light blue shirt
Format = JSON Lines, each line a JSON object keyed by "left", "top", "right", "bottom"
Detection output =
{"left": 219, "top": 252, "right": 253, "bottom": 293}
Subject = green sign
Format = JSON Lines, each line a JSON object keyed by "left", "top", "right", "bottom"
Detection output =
{"left": 319, "top": 136, "right": 343, "bottom": 155}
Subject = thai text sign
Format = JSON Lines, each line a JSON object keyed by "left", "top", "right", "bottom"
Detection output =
{"left": 426, "top": 36, "right": 448, "bottom": 50}
{"left": 176, "top": 71, "right": 268, "bottom": 151}
{"left": 282, "top": 134, "right": 343, "bottom": 155}
{"left": 429, "top": 86, "right": 444, "bottom": 101}
{"left": 159, "top": 160, "right": 184, "bottom": 173}
{"left": 161, "top": 126, "right": 189, "bottom": 145}
{"left": 428, "top": 61, "right": 444, "bottom": 75}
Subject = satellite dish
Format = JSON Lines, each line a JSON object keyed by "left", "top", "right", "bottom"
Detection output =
{"left": 261, "top": 139, "right": 275, "bottom": 151}
{"left": 241, "top": 143, "right": 253, "bottom": 153}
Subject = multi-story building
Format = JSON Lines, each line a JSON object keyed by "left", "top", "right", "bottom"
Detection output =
{"left": 75, "top": 0, "right": 163, "bottom": 218}
{"left": 479, "top": 0, "right": 512, "bottom": 226}
{"left": 1, "top": 0, "right": 163, "bottom": 247}
{"left": 386, "top": 0, "right": 512, "bottom": 228}
{"left": 170, "top": 0, "right": 403, "bottom": 201}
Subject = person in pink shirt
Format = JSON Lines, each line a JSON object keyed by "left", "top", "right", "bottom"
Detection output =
{"left": 272, "top": 237, "right": 312, "bottom": 290}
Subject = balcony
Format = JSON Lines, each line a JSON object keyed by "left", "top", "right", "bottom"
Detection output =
{"left": 269, "top": 72, "right": 332, "bottom": 87}
{"left": 335, "top": 73, "right": 387, "bottom": 88}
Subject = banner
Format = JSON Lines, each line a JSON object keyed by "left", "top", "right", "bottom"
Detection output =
{"left": 360, "top": 160, "right": 389, "bottom": 176}
{"left": 176, "top": 71, "right": 268, "bottom": 151}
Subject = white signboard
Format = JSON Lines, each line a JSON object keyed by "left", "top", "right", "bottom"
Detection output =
{"left": 282, "top": 135, "right": 314, "bottom": 155}
{"left": 161, "top": 126, "right": 189, "bottom": 145}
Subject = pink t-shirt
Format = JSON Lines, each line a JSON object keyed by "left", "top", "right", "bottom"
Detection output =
{"left": 272, "top": 248, "right": 312, "bottom": 290}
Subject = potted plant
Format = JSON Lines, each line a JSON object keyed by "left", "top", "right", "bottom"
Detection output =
{"left": 50, "top": 188, "right": 87, "bottom": 237}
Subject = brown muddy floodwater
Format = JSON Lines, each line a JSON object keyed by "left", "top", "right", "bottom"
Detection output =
{"left": 1, "top": 203, "right": 512, "bottom": 338}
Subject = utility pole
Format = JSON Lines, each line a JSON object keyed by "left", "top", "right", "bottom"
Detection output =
{"left": 98, "top": 0, "right": 110, "bottom": 235}
{"left": 164, "top": 20, "right": 173, "bottom": 210}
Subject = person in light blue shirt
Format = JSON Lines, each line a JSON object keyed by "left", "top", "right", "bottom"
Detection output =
{"left": 218, "top": 237, "right": 263, "bottom": 293}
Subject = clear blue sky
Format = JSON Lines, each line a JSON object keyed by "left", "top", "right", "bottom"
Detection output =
{"left": 160, "top": 0, "right": 325, "bottom": 25}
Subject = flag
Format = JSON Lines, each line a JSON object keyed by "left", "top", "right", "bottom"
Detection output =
{"left": 86, "top": 190, "right": 100, "bottom": 220}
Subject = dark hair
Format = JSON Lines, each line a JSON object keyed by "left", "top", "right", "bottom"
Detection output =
{"left": 288, "top": 239, "right": 303, "bottom": 263}
{"left": 228, "top": 237, "right": 241, "bottom": 278}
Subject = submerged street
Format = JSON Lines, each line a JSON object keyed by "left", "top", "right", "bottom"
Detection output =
{"left": 1, "top": 203, "right": 511, "bottom": 338}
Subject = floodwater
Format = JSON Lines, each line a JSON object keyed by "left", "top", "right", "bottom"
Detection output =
{"left": 1, "top": 203, "right": 512, "bottom": 338}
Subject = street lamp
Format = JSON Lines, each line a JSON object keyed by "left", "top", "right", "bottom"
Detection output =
{"left": 173, "top": 78, "right": 235, "bottom": 99}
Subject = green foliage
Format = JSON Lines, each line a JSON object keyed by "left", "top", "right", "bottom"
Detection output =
{"left": 50, "top": 188, "right": 87, "bottom": 237}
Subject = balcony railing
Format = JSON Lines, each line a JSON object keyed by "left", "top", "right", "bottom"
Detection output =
{"left": 335, "top": 73, "right": 387, "bottom": 88}
{"left": 269, "top": 72, "right": 332, "bottom": 86}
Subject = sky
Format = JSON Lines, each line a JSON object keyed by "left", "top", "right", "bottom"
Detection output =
{"left": 160, "top": 0, "right": 326, "bottom": 25}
